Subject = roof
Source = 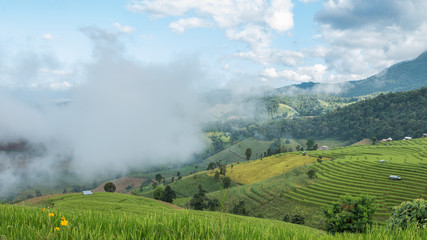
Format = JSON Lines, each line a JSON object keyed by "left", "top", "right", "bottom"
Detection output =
{"left": 82, "top": 190, "right": 93, "bottom": 195}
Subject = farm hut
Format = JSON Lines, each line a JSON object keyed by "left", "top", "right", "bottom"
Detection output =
{"left": 379, "top": 160, "right": 387, "bottom": 164}
{"left": 82, "top": 190, "right": 93, "bottom": 195}
{"left": 404, "top": 137, "right": 412, "bottom": 140}
{"left": 423, "top": 133, "right": 427, "bottom": 138}
{"left": 319, "top": 146, "right": 330, "bottom": 150}
{"left": 386, "top": 137, "right": 392, "bottom": 142}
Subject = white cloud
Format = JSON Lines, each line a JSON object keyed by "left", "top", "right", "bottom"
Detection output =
{"left": 169, "top": 17, "right": 211, "bottom": 33}
{"left": 236, "top": 48, "right": 304, "bottom": 66}
{"left": 113, "top": 23, "right": 135, "bottom": 33}
{"left": 262, "top": 64, "right": 327, "bottom": 83}
{"left": 129, "top": 0, "right": 295, "bottom": 65}
{"left": 42, "top": 33, "right": 53, "bottom": 40}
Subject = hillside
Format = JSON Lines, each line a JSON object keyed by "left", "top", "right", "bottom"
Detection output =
{"left": 255, "top": 87, "right": 427, "bottom": 141}
{"left": 283, "top": 51, "right": 427, "bottom": 97}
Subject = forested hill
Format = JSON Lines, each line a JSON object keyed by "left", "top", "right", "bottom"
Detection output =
{"left": 282, "top": 51, "right": 427, "bottom": 97}
{"left": 257, "top": 87, "right": 427, "bottom": 142}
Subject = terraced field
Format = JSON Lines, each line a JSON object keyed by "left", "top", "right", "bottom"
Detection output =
{"left": 284, "top": 146, "right": 427, "bottom": 222}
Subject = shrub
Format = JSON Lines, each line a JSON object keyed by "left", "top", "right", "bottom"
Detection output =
{"left": 160, "top": 186, "right": 176, "bottom": 203}
{"left": 223, "top": 176, "right": 232, "bottom": 189}
{"left": 153, "top": 185, "right": 165, "bottom": 200}
{"left": 290, "top": 215, "right": 305, "bottom": 225}
{"left": 388, "top": 198, "right": 427, "bottom": 229}
{"left": 323, "top": 194, "right": 376, "bottom": 233}
{"left": 307, "top": 169, "right": 317, "bottom": 179}
{"left": 104, "top": 182, "right": 116, "bottom": 193}
{"left": 230, "top": 201, "right": 247, "bottom": 216}
{"left": 283, "top": 213, "right": 290, "bottom": 222}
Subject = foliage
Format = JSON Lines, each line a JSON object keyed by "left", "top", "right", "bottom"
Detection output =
{"left": 223, "top": 176, "right": 232, "bottom": 189}
{"left": 189, "top": 184, "right": 208, "bottom": 210}
{"left": 306, "top": 139, "right": 318, "bottom": 151}
{"left": 245, "top": 148, "right": 252, "bottom": 160}
{"left": 307, "top": 169, "right": 316, "bottom": 179}
{"left": 155, "top": 173, "right": 163, "bottom": 183}
{"left": 388, "top": 198, "right": 427, "bottom": 229}
{"left": 291, "top": 215, "right": 305, "bottom": 225}
{"left": 153, "top": 185, "right": 165, "bottom": 200}
{"left": 283, "top": 213, "right": 290, "bottom": 222}
{"left": 230, "top": 201, "right": 247, "bottom": 216}
{"left": 103, "top": 182, "right": 116, "bottom": 193}
{"left": 323, "top": 194, "right": 376, "bottom": 233}
{"left": 207, "top": 162, "right": 216, "bottom": 170}
{"left": 160, "top": 186, "right": 176, "bottom": 203}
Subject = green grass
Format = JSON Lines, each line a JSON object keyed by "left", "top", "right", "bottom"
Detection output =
{"left": 3, "top": 193, "right": 427, "bottom": 239}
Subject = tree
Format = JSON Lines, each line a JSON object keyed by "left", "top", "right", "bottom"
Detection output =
{"left": 153, "top": 185, "right": 165, "bottom": 200}
{"left": 245, "top": 148, "right": 252, "bottom": 161}
{"left": 306, "top": 139, "right": 318, "bottom": 150}
{"left": 371, "top": 136, "right": 377, "bottom": 145}
{"left": 155, "top": 173, "right": 163, "bottom": 183}
{"left": 35, "top": 189, "right": 42, "bottom": 197}
{"left": 207, "top": 162, "right": 216, "bottom": 170}
{"left": 63, "top": 188, "right": 68, "bottom": 194}
{"left": 296, "top": 145, "right": 301, "bottom": 151}
{"left": 160, "top": 186, "right": 176, "bottom": 203}
{"left": 291, "top": 215, "right": 305, "bottom": 225}
{"left": 307, "top": 169, "right": 317, "bottom": 179}
{"left": 190, "top": 184, "right": 208, "bottom": 210}
{"left": 323, "top": 194, "right": 376, "bottom": 233}
{"left": 219, "top": 165, "right": 227, "bottom": 176}
{"left": 223, "top": 176, "right": 232, "bottom": 189}
{"left": 104, "top": 182, "right": 116, "bottom": 193}
{"left": 152, "top": 181, "right": 158, "bottom": 189}
{"left": 214, "top": 171, "right": 220, "bottom": 182}
{"left": 388, "top": 198, "right": 427, "bottom": 229}
{"left": 230, "top": 201, "right": 247, "bottom": 216}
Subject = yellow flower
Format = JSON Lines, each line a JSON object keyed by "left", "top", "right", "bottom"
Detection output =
{"left": 54, "top": 227, "right": 60, "bottom": 231}
{"left": 60, "top": 219, "right": 68, "bottom": 226}
{"left": 61, "top": 216, "right": 66, "bottom": 220}
{"left": 49, "top": 213, "right": 55, "bottom": 217}
{"left": 42, "top": 208, "right": 46, "bottom": 212}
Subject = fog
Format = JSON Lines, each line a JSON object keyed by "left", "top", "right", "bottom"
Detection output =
{"left": 0, "top": 27, "right": 206, "bottom": 197}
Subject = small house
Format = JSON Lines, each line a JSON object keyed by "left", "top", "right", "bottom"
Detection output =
{"left": 386, "top": 137, "right": 392, "bottom": 142}
{"left": 319, "top": 146, "right": 330, "bottom": 150}
{"left": 379, "top": 159, "right": 387, "bottom": 164}
{"left": 82, "top": 190, "right": 93, "bottom": 195}
{"left": 389, "top": 175, "right": 402, "bottom": 180}
{"left": 423, "top": 133, "right": 427, "bottom": 138}
{"left": 404, "top": 137, "right": 412, "bottom": 140}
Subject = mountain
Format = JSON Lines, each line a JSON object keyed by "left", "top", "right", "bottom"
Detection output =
{"left": 283, "top": 51, "right": 427, "bottom": 97}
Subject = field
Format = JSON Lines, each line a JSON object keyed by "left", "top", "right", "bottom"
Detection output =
{"left": 3, "top": 192, "right": 427, "bottom": 239}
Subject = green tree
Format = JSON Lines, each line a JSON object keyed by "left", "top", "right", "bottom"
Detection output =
{"left": 155, "top": 173, "right": 163, "bottom": 183}
{"left": 245, "top": 148, "right": 252, "bottom": 161}
{"left": 223, "top": 176, "right": 232, "bottom": 189}
{"left": 291, "top": 215, "right": 305, "bottom": 225}
{"left": 214, "top": 171, "right": 220, "bottom": 182}
{"left": 189, "top": 184, "right": 208, "bottom": 210}
{"left": 160, "top": 186, "right": 176, "bottom": 203}
{"left": 153, "top": 185, "right": 165, "bottom": 200}
{"left": 35, "top": 189, "right": 42, "bottom": 197}
{"left": 230, "top": 201, "right": 247, "bottom": 216}
{"left": 307, "top": 169, "right": 317, "bottom": 179}
{"left": 323, "top": 194, "right": 376, "bottom": 233}
{"left": 295, "top": 145, "right": 301, "bottom": 151}
{"left": 104, "top": 182, "right": 116, "bottom": 193}
{"left": 306, "top": 139, "right": 318, "bottom": 150}
{"left": 207, "top": 162, "right": 216, "bottom": 170}
{"left": 388, "top": 198, "right": 427, "bottom": 229}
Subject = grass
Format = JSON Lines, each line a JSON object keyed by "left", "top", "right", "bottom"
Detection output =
{"left": 3, "top": 192, "right": 427, "bottom": 239}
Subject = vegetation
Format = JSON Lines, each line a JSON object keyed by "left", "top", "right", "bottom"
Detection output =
{"left": 103, "top": 182, "right": 116, "bottom": 193}
{"left": 388, "top": 198, "right": 427, "bottom": 230}
{"left": 323, "top": 194, "right": 376, "bottom": 233}
{"left": 160, "top": 186, "right": 176, "bottom": 203}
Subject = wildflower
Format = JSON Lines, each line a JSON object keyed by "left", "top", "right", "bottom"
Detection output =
{"left": 49, "top": 213, "right": 55, "bottom": 217}
{"left": 54, "top": 227, "right": 60, "bottom": 231}
{"left": 42, "top": 208, "right": 46, "bottom": 212}
{"left": 61, "top": 216, "right": 66, "bottom": 220}
{"left": 60, "top": 219, "right": 68, "bottom": 226}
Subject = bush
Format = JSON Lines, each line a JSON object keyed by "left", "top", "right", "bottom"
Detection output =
{"left": 323, "top": 194, "right": 376, "bottom": 233}
{"left": 230, "top": 201, "right": 247, "bottom": 216}
{"left": 160, "top": 186, "right": 176, "bottom": 203}
{"left": 290, "top": 215, "right": 305, "bottom": 225}
{"left": 283, "top": 213, "right": 290, "bottom": 222}
{"left": 388, "top": 198, "right": 427, "bottom": 229}
{"left": 223, "top": 176, "right": 232, "bottom": 189}
{"left": 153, "top": 185, "right": 165, "bottom": 200}
{"left": 104, "top": 182, "right": 116, "bottom": 193}
{"left": 307, "top": 169, "right": 317, "bottom": 179}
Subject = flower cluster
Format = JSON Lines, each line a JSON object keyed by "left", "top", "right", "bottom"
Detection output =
{"left": 42, "top": 208, "right": 70, "bottom": 233}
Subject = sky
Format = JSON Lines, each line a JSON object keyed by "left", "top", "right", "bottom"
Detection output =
{"left": 1, "top": 0, "right": 427, "bottom": 91}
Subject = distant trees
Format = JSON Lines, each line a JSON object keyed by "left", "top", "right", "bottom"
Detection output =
{"left": 371, "top": 136, "right": 377, "bottom": 145}
{"left": 207, "top": 162, "right": 216, "bottom": 170}
{"left": 223, "top": 176, "right": 232, "bottom": 189}
{"left": 245, "top": 148, "right": 252, "bottom": 160}
{"left": 306, "top": 139, "right": 318, "bottom": 150}
{"left": 160, "top": 186, "right": 176, "bottom": 203}
{"left": 104, "top": 182, "right": 116, "bottom": 193}
{"left": 35, "top": 189, "right": 42, "bottom": 197}
{"left": 155, "top": 173, "right": 163, "bottom": 183}
{"left": 307, "top": 169, "right": 317, "bottom": 179}
{"left": 153, "top": 185, "right": 165, "bottom": 200}
{"left": 230, "top": 201, "right": 247, "bottom": 216}
{"left": 323, "top": 194, "right": 376, "bottom": 233}
{"left": 189, "top": 184, "right": 219, "bottom": 211}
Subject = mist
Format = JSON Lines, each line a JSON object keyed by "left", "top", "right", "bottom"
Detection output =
{"left": 0, "top": 27, "right": 206, "bottom": 197}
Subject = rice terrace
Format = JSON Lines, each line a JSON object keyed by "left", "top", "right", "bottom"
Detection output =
{"left": 1, "top": 0, "right": 427, "bottom": 239}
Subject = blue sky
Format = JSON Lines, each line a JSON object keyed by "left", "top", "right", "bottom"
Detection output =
{"left": 1, "top": 0, "right": 427, "bottom": 91}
